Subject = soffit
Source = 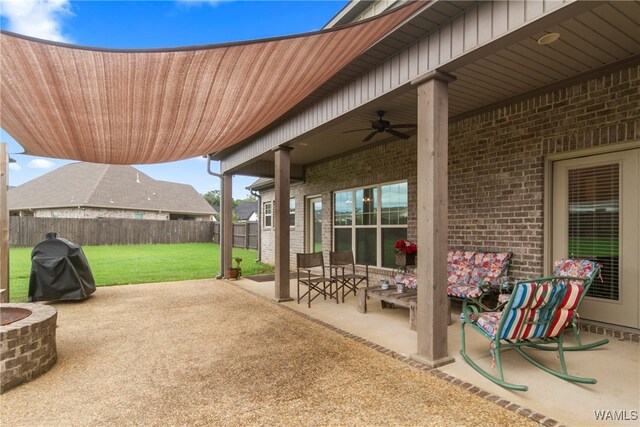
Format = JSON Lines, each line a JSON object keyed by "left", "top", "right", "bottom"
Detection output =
{"left": 0, "top": 1, "right": 426, "bottom": 165}
{"left": 232, "top": 1, "right": 640, "bottom": 173}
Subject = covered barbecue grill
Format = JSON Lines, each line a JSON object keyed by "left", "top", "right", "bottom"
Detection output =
{"left": 28, "top": 233, "right": 96, "bottom": 302}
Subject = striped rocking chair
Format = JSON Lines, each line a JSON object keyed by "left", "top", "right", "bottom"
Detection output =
{"left": 460, "top": 277, "right": 598, "bottom": 391}
{"left": 496, "top": 259, "right": 609, "bottom": 351}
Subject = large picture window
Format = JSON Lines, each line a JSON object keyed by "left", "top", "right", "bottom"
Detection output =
{"left": 333, "top": 181, "right": 408, "bottom": 268}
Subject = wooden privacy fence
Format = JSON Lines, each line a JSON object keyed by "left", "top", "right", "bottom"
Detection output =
{"left": 9, "top": 217, "right": 258, "bottom": 249}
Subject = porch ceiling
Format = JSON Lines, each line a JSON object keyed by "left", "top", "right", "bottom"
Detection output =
{"left": 235, "top": 1, "right": 640, "bottom": 176}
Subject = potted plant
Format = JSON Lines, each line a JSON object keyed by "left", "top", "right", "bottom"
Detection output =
{"left": 394, "top": 239, "right": 417, "bottom": 272}
{"left": 227, "top": 257, "right": 242, "bottom": 279}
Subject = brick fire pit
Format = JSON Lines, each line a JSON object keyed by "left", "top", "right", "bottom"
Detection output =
{"left": 1, "top": 303, "right": 57, "bottom": 393}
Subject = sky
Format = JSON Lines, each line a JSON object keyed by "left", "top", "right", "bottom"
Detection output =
{"left": 0, "top": 0, "right": 348, "bottom": 199}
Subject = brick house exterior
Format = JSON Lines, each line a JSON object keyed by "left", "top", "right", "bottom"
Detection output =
{"left": 215, "top": 0, "right": 640, "bottom": 359}
{"left": 256, "top": 63, "right": 639, "bottom": 285}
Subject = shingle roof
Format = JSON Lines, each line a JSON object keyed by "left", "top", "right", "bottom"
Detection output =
{"left": 8, "top": 162, "right": 216, "bottom": 215}
{"left": 233, "top": 202, "right": 258, "bottom": 221}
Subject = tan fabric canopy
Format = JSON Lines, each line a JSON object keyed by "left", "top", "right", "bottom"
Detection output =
{"left": 0, "top": 1, "right": 424, "bottom": 165}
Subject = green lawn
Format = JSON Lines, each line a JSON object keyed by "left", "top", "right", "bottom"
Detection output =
{"left": 8, "top": 243, "right": 273, "bottom": 303}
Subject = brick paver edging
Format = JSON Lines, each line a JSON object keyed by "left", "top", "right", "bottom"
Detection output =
{"left": 230, "top": 281, "right": 563, "bottom": 427}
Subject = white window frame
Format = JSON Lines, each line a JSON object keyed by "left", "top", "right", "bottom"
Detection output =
{"left": 289, "top": 198, "right": 295, "bottom": 228}
{"left": 333, "top": 180, "right": 408, "bottom": 268}
{"left": 263, "top": 201, "right": 273, "bottom": 229}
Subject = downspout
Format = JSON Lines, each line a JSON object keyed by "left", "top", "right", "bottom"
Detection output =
{"left": 249, "top": 188, "right": 261, "bottom": 262}
{"left": 207, "top": 154, "right": 224, "bottom": 279}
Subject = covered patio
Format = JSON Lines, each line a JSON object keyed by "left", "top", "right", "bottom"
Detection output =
{"left": 236, "top": 275, "right": 639, "bottom": 426}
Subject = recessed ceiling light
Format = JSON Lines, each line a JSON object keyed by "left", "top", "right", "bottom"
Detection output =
{"left": 537, "top": 32, "right": 560, "bottom": 45}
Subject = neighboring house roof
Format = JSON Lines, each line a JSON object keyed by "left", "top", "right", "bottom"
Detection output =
{"left": 8, "top": 162, "right": 216, "bottom": 215}
{"left": 233, "top": 202, "right": 258, "bottom": 221}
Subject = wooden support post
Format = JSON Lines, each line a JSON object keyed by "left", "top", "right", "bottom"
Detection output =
{"left": 274, "top": 146, "right": 293, "bottom": 302}
{"left": 222, "top": 173, "right": 233, "bottom": 277}
{"left": 0, "top": 143, "right": 9, "bottom": 302}
{"left": 411, "top": 70, "right": 456, "bottom": 368}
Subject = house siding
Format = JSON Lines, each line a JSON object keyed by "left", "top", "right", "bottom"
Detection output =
{"left": 258, "top": 63, "right": 639, "bottom": 282}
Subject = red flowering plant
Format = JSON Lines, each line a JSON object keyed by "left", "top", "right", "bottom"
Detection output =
{"left": 394, "top": 240, "right": 417, "bottom": 254}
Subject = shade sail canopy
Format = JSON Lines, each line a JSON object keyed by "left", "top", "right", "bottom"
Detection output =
{"left": 0, "top": 1, "right": 424, "bottom": 165}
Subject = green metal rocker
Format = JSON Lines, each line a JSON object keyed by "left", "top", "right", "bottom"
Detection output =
{"left": 460, "top": 276, "right": 599, "bottom": 391}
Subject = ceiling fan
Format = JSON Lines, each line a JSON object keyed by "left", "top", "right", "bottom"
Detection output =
{"left": 343, "top": 110, "right": 416, "bottom": 142}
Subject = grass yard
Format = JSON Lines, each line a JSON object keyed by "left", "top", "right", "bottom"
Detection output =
{"left": 8, "top": 243, "right": 273, "bottom": 303}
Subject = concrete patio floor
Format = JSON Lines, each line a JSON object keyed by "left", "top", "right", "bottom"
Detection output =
{"left": 1, "top": 279, "right": 540, "bottom": 427}
{"left": 236, "top": 276, "right": 640, "bottom": 426}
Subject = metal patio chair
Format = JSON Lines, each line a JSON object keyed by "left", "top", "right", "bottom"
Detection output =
{"left": 329, "top": 250, "right": 369, "bottom": 303}
{"left": 296, "top": 252, "right": 335, "bottom": 308}
{"left": 460, "top": 276, "right": 598, "bottom": 391}
{"left": 497, "top": 259, "right": 609, "bottom": 351}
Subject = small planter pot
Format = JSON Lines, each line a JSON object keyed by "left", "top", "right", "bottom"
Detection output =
{"left": 396, "top": 283, "right": 405, "bottom": 293}
{"left": 226, "top": 268, "right": 241, "bottom": 279}
{"left": 395, "top": 252, "right": 416, "bottom": 267}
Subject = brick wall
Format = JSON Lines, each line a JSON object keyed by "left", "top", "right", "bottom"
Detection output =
{"left": 31, "top": 207, "right": 171, "bottom": 220}
{"left": 449, "top": 63, "right": 639, "bottom": 279}
{"left": 258, "top": 63, "right": 639, "bottom": 281}
{"left": 1, "top": 304, "right": 57, "bottom": 393}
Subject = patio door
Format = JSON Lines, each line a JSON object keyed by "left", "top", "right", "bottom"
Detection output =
{"left": 552, "top": 148, "right": 640, "bottom": 328}
{"left": 307, "top": 197, "right": 322, "bottom": 253}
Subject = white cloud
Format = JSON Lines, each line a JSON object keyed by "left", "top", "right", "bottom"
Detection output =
{"left": 8, "top": 162, "right": 22, "bottom": 171}
{"left": 27, "top": 159, "right": 55, "bottom": 169}
{"left": 0, "top": 0, "right": 73, "bottom": 43}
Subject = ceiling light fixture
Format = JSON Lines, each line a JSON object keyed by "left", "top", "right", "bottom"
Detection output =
{"left": 537, "top": 32, "right": 560, "bottom": 45}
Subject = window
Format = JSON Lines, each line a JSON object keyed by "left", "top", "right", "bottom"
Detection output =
{"left": 134, "top": 213, "right": 143, "bottom": 219}
{"left": 263, "top": 202, "right": 272, "bottom": 228}
{"left": 289, "top": 198, "right": 295, "bottom": 227}
{"left": 334, "top": 181, "right": 408, "bottom": 268}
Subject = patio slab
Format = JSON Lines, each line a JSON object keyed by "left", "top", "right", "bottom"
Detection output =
{"left": 236, "top": 277, "right": 640, "bottom": 426}
{"left": 1, "top": 279, "right": 538, "bottom": 426}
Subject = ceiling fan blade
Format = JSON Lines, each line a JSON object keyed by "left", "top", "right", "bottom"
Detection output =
{"left": 387, "top": 123, "right": 417, "bottom": 129}
{"left": 362, "top": 131, "right": 378, "bottom": 142}
{"left": 386, "top": 128, "right": 410, "bottom": 139}
{"left": 342, "top": 128, "right": 373, "bottom": 134}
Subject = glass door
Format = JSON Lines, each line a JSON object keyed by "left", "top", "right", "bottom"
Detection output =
{"left": 308, "top": 197, "right": 322, "bottom": 253}
{"left": 552, "top": 149, "right": 639, "bottom": 328}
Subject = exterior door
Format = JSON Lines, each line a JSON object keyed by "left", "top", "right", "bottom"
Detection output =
{"left": 552, "top": 148, "right": 640, "bottom": 328}
{"left": 307, "top": 197, "right": 322, "bottom": 253}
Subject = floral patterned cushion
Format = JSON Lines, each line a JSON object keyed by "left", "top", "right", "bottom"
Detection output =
{"left": 497, "top": 293, "right": 511, "bottom": 304}
{"left": 394, "top": 273, "right": 417, "bottom": 289}
{"left": 552, "top": 259, "right": 598, "bottom": 287}
{"left": 475, "top": 311, "right": 502, "bottom": 338}
{"left": 447, "top": 250, "right": 476, "bottom": 285}
{"left": 468, "top": 252, "right": 511, "bottom": 287}
{"left": 447, "top": 283, "right": 482, "bottom": 299}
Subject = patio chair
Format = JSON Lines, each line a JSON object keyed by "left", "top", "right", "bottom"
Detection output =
{"left": 296, "top": 252, "right": 335, "bottom": 308}
{"left": 460, "top": 276, "right": 598, "bottom": 391}
{"left": 496, "top": 259, "right": 609, "bottom": 351}
{"left": 536, "top": 259, "right": 608, "bottom": 351}
{"left": 329, "top": 250, "right": 369, "bottom": 303}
